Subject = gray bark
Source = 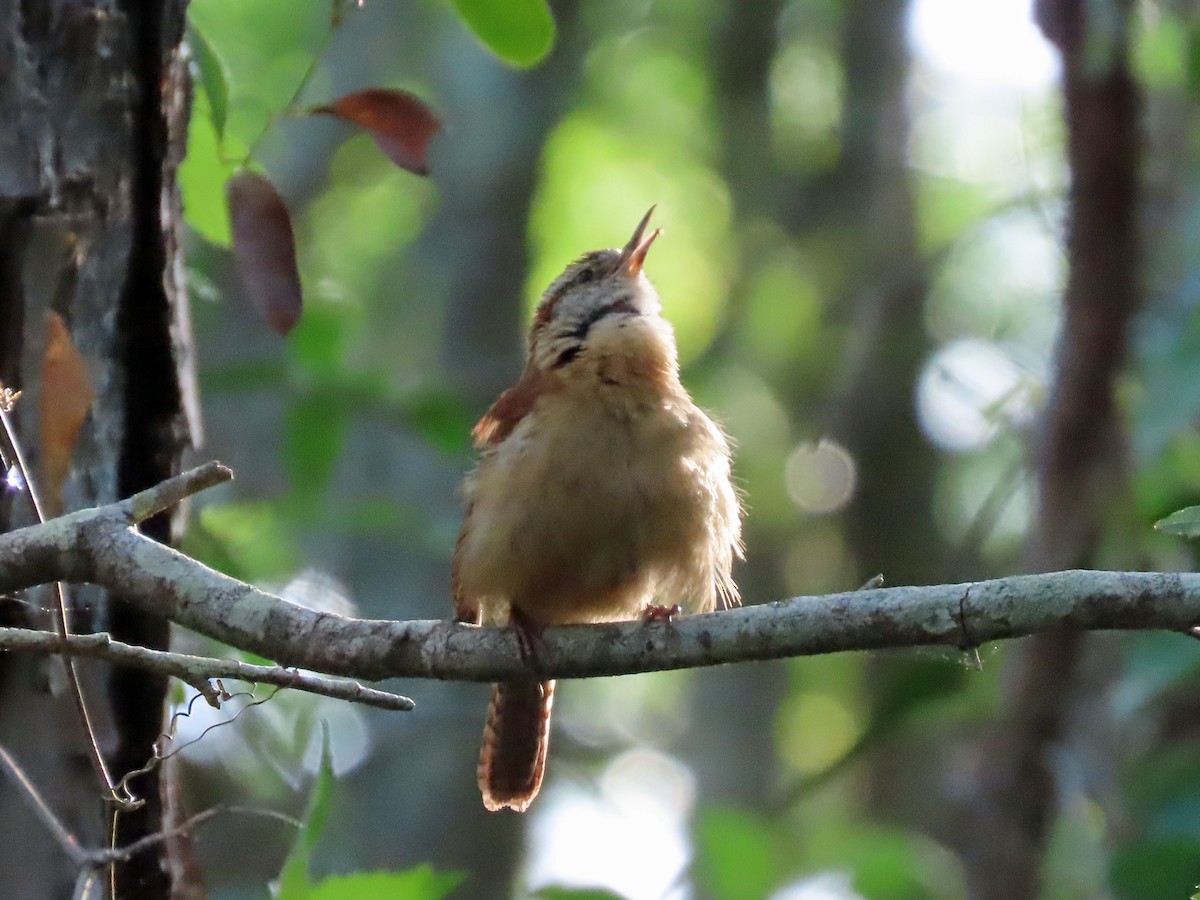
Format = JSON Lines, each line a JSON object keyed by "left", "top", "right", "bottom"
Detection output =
{"left": 1, "top": 490, "right": 1197, "bottom": 683}
{"left": 0, "top": 1, "right": 194, "bottom": 896}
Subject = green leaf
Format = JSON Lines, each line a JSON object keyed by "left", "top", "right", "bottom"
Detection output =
{"left": 276, "top": 722, "right": 336, "bottom": 900}
{"left": 308, "top": 867, "right": 466, "bottom": 900}
{"left": 1188, "top": 22, "right": 1200, "bottom": 96}
{"left": 1116, "top": 632, "right": 1200, "bottom": 714}
{"left": 694, "top": 806, "right": 783, "bottom": 900}
{"left": 195, "top": 501, "right": 299, "bottom": 580}
{"left": 283, "top": 394, "right": 351, "bottom": 499}
{"left": 1134, "top": 11, "right": 1186, "bottom": 88}
{"left": 533, "top": 888, "right": 627, "bottom": 900}
{"left": 1154, "top": 505, "right": 1200, "bottom": 537}
{"left": 187, "top": 23, "right": 231, "bottom": 142}
{"left": 291, "top": 302, "right": 351, "bottom": 376}
{"left": 200, "top": 358, "right": 291, "bottom": 393}
{"left": 848, "top": 828, "right": 935, "bottom": 899}
{"left": 447, "top": 0, "right": 554, "bottom": 67}
{"left": 869, "top": 656, "right": 970, "bottom": 731}
{"left": 180, "top": 107, "right": 235, "bottom": 246}
{"left": 1110, "top": 838, "right": 1200, "bottom": 900}
{"left": 1134, "top": 307, "right": 1200, "bottom": 461}
{"left": 401, "top": 389, "right": 473, "bottom": 455}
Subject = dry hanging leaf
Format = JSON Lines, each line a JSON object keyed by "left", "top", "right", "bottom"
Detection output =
{"left": 312, "top": 88, "right": 441, "bottom": 175}
{"left": 227, "top": 171, "right": 303, "bottom": 336}
{"left": 41, "top": 312, "right": 94, "bottom": 515}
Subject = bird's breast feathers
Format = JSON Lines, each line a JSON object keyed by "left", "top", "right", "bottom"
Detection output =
{"left": 456, "top": 393, "right": 738, "bottom": 623}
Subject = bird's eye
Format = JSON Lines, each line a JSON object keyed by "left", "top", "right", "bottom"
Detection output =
{"left": 574, "top": 268, "right": 595, "bottom": 285}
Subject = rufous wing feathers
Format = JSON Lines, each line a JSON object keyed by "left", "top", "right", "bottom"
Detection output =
{"left": 470, "top": 369, "right": 546, "bottom": 449}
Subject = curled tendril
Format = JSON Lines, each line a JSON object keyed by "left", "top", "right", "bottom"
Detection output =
{"left": 114, "top": 685, "right": 283, "bottom": 805}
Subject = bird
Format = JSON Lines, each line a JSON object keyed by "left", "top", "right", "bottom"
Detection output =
{"left": 452, "top": 207, "right": 743, "bottom": 812}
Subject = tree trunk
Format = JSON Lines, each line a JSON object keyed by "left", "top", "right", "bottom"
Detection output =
{"left": 962, "top": 1, "right": 1142, "bottom": 896}
{"left": 0, "top": 1, "right": 196, "bottom": 896}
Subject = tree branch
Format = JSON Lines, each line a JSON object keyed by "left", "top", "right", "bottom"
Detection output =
{"left": 123, "top": 460, "right": 233, "bottom": 524}
{"left": 0, "top": 469, "right": 1196, "bottom": 684}
{"left": 0, "top": 741, "right": 87, "bottom": 866}
{"left": 0, "top": 627, "right": 412, "bottom": 711}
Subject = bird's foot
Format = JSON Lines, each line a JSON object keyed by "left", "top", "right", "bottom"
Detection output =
{"left": 642, "top": 603, "right": 682, "bottom": 623}
{"left": 508, "top": 607, "right": 546, "bottom": 673}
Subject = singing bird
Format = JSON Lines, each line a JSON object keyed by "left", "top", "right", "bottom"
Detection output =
{"left": 452, "top": 207, "right": 742, "bottom": 812}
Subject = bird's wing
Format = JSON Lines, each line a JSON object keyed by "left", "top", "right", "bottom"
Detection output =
{"left": 470, "top": 367, "right": 547, "bottom": 449}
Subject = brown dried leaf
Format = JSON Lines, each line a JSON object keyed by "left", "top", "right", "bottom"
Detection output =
{"left": 41, "top": 312, "right": 94, "bottom": 515}
{"left": 227, "top": 171, "right": 303, "bottom": 336}
{"left": 312, "top": 88, "right": 441, "bottom": 175}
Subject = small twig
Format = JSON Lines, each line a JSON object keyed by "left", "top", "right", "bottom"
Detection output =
{"left": 107, "top": 809, "right": 117, "bottom": 900}
{"left": 0, "top": 626, "right": 412, "bottom": 710}
{"left": 121, "top": 461, "right": 233, "bottom": 525}
{"left": 0, "top": 406, "right": 50, "bottom": 523}
{"left": 71, "top": 869, "right": 99, "bottom": 900}
{"left": 241, "top": 20, "right": 340, "bottom": 163}
{"left": 105, "top": 687, "right": 304, "bottom": 885}
{"left": 0, "top": 741, "right": 86, "bottom": 866}
{"left": 110, "top": 687, "right": 286, "bottom": 819}
{"left": 0, "top": 404, "right": 123, "bottom": 808}
{"left": 88, "top": 805, "right": 302, "bottom": 867}
{"left": 3, "top": 729, "right": 300, "bottom": 883}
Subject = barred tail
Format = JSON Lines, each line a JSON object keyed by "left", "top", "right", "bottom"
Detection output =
{"left": 477, "top": 678, "right": 555, "bottom": 812}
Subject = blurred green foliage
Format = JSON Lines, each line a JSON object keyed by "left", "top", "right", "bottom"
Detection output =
{"left": 533, "top": 889, "right": 626, "bottom": 900}
{"left": 306, "top": 869, "right": 466, "bottom": 900}
{"left": 448, "top": 0, "right": 555, "bottom": 67}
{"left": 277, "top": 724, "right": 337, "bottom": 900}
{"left": 275, "top": 725, "right": 463, "bottom": 900}
{"left": 696, "top": 807, "right": 786, "bottom": 900}
{"left": 176, "top": 0, "right": 1200, "bottom": 898}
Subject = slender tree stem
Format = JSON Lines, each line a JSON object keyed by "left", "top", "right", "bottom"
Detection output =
{"left": 0, "top": 406, "right": 124, "bottom": 808}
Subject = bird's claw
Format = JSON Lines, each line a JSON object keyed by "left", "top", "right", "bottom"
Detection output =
{"left": 642, "top": 603, "right": 682, "bottom": 623}
{"left": 508, "top": 607, "right": 546, "bottom": 672}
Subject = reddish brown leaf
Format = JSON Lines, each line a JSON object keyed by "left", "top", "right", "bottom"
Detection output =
{"left": 41, "top": 312, "right": 94, "bottom": 516}
{"left": 312, "top": 88, "right": 441, "bottom": 175}
{"left": 227, "top": 171, "right": 303, "bottom": 336}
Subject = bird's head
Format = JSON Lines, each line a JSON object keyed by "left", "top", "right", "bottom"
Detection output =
{"left": 528, "top": 207, "right": 678, "bottom": 383}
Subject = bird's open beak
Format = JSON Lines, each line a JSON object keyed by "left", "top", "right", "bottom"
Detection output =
{"left": 616, "top": 205, "right": 661, "bottom": 277}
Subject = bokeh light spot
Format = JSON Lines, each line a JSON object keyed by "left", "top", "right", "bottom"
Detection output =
{"left": 917, "top": 339, "right": 1032, "bottom": 451}
{"left": 776, "top": 691, "right": 860, "bottom": 775}
{"left": 527, "top": 749, "right": 693, "bottom": 900}
{"left": 785, "top": 438, "right": 857, "bottom": 514}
